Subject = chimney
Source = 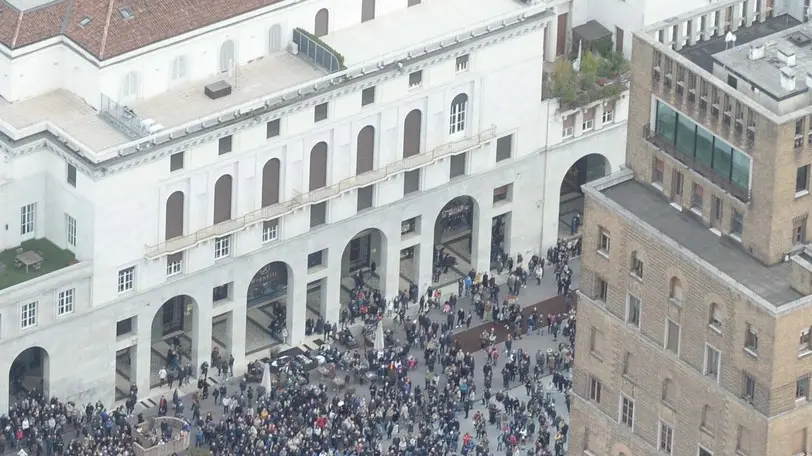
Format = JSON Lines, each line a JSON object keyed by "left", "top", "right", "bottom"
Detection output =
{"left": 748, "top": 43, "right": 765, "bottom": 60}
{"left": 790, "top": 247, "right": 812, "bottom": 296}
{"left": 781, "top": 66, "right": 796, "bottom": 91}
{"left": 778, "top": 47, "right": 797, "bottom": 66}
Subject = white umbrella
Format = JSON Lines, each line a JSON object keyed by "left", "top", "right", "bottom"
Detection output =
{"left": 374, "top": 322, "right": 385, "bottom": 351}
{"left": 261, "top": 361, "right": 272, "bottom": 392}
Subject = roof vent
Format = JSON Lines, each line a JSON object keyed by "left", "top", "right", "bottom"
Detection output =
{"left": 788, "top": 31, "right": 812, "bottom": 46}
{"left": 781, "top": 66, "right": 796, "bottom": 91}
{"left": 748, "top": 43, "right": 765, "bottom": 60}
{"left": 204, "top": 80, "right": 232, "bottom": 100}
{"left": 777, "top": 47, "right": 796, "bottom": 66}
{"left": 118, "top": 7, "right": 134, "bottom": 20}
{"left": 79, "top": 16, "right": 92, "bottom": 28}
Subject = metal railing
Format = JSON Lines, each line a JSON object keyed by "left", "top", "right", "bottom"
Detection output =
{"left": 292, "top": 28, "right": 342, "bottom": 73}
{"left": 98, "top": 94, "right": 149, "bottom": 139}
{"left": 144, "top": 125, "right": 497, "bottom": 258}
{"left": 643, "top": 122, "right": 751, "bottom": 202}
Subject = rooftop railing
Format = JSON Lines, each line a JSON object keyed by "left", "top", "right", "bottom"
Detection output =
{"left": 98, "top": 94, "right": 150, "bottom": 139}
{"left": 292, "top": 28, "right": 344, "bottom": 73}
{"left": 144, "top": 125, "right": 496, "bottom": 258}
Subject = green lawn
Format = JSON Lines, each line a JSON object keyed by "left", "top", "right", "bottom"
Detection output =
{"left": 0, "top": 238, "right": 76, "bottom": 290}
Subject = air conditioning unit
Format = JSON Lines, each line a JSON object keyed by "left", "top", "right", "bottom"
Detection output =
{"left": 288, "top": 42, "right": 299, "bottom": 55}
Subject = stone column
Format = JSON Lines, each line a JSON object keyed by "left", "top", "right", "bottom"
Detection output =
{"left": 324, "top": 253, "right": 343, "bottom": 325}
{"left": 287, "top": 261, "right": 308, "bottom": 345}
{"left": 192, "top": 301, "right": 212, "bottom": 378}
{"left": 473, "top": 204, "right": 492, "bottom": 274}
{"left": 545, "top": 18, "right": 558, "bottom": 63}
{"left": 134, "top": 320, "right": 152, "bottom": 394}
{"left": 418, "top": 235, "right": 434, "bottom": 297}
{"left": 227, "top": 304, "right": 247, "bottom": 369}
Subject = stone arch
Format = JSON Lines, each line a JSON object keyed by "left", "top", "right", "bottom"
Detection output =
{"left": 356, "top": 125, "right": 375, "bottom": 174}
{"left": 262, "top": 158, "right": 281, "bottom": 207}
{"left": 341, "top": 228, "right": 390, "bottom": 297}
{"left": 150, "top": 295, "right": 200, "bottom": 387}
{"left": 9, "top": 346, "right": 50, "bottom": 404}
{"left": 559, "top": 152, "right": 611, "bottom": 197}
{"left": 309, "top": 142, "right": 328, "bottom": 191}
{"left": 314, "top": 9, "right": 329, "bottom": 37}
{"left": 361, "top": 0, "right": 376, "bottom": 22}
{"left": 247, "top": 261, "right": 294, "bottom": 346}
{"left": 611, "top": 443, "right": 634, "bottom": 456}
{"left": 708, "top": 301, "right": 723, "bottom": 329}
{"left": 449, "top": 93, "right": 468, "bottom": 134}
{"left": 219, "top": 39, "right": 235, "bottom": 73}
{"left": 403, "top": 109, "right": 422, "bottom": 158}
{"left": 213, "top": 174, "right": 233, "bottom": 224}
{"left": 165, "top": 191, "right": 185, "bottom": 240}
{"left": 432, "top": 195, "right": 482, "bottom": 281}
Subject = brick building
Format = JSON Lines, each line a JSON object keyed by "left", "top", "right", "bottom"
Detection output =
{"left": 568, "top": 1, "right": 812, "bottom": 455}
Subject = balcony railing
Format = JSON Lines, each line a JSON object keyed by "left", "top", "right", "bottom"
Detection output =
{"left": 99, "top": 93, "right": 150, "bottom": 139}
{"left": 292, "top": 28, "right": 344, "bottom": 73}
{"left": 144, "top": 126, "right": 497, "bottom": 258}
{"left": 643, "top": 122, "right": 751, "bottom": 202}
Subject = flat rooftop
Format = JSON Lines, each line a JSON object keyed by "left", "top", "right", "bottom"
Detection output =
{"left": 714, "top": 21, "right": 812, "bottom": 99}
{"left": 678, "top": 14, "right": 800, "bottom": 72}
{"left": 321, "top": 0, "right": 527, "bottom": 65}
{"left": 0, "top": 53, "right": 326, "bottom": 154}
{"left": 601, "top": 178, "right": 802, "bottom": 306}
{"left": 0, "top": 238, "right": 76, "bottom": 291}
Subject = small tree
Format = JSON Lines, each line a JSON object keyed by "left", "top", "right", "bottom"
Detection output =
{"left": 552, "top": 59, "right": 578, "bottom": 104}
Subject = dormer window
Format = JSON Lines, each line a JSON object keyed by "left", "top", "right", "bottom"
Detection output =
{"left": 119, "top": 7, "right": 134, "bottom": 20}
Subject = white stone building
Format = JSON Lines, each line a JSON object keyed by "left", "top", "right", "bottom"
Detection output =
{"left": 0, "top": 0, "right": 673, "bottom": 412}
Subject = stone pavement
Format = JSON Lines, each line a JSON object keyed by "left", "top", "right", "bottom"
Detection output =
{"left": 124, "top": 258, "right": 580, "bottom": 454}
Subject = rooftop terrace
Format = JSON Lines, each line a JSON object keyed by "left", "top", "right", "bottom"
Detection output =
{"left": 0, "top": 238, "right": 77, "bottom": 290}
{"left": 599, "top": 177, "right": 802, "bottom": 306}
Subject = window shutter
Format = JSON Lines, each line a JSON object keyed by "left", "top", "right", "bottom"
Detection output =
{"left": 563, "top": 115, "right": 574, "bottom": 128}
{"left": 583, "top": 108, "right": 595, "bottom": 121}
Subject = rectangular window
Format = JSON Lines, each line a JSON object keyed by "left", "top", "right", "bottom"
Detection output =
{"left": 598, "top": 228, "right": 611, "bottom": 254}
{"left": 562, "top": 115, "right": 574, "bottom": 138}
{"left": 118, "top": 266, "right": 135, "bottom": 293}
{"left": 589, "top": 327, "right": 605, "bottom": 356}
{"left": 594, "top": 276, "right": 608, "bottom": 302}
{"left": 652, "top": 158, "right": 664, "bottom": 185}
{"left": 698, "top": 446, "right": 713, "bottom": 456}
{"left": 361, "top": 87, "right": 376, "bottom": 106}
{"left": 711, "top": 195, "right": 723, "bottom": 225}
{"left": 675, "top": 113, "right": 697, "bottom": 156}
{"left": 308, "top": 250, "right": 325, "bottom": 268}
{"left": 582, "top": 108, "right": 595, "bottom": 132}
{"left": 496, "top": 134, "right": 513, "bottom": 162}
{"left": 409, "top": 70, "right": 423, "bottom": 87}
{"left": 166, "top": 252, "right": 183, "bottom": 276}
{"left": 357, "top": 185, "right": 374, "bottom": 211}
{"left": 404, "top": 169, "right": 420, "bottom": 194}
{"left": 696, "top": 127, "right": 714, "bottom": 166}
{"left": 744, "top": 323, "right": 759, "bottom": 354}
{"left": 450, "top": 153, "right": 466, "bottom": 178}
{"left": 116, "top": 318, "right": 133, "bottom": 336}
{"left": 266, "top": 119, "right": 280, "bottom": 138}
{"left": 665, "top": 318, "right": 680, "bottom": 354}
{"left": 66, "top": 163, "right": 77, "bottom": 187}
{"left": 310, "top": 202, "right": 327, "bottom": 227}
{"left": 712, "top": 138, "right": 733, "bottom": 180}
{"left": 218, "top": 135, "right": 233, "bottom": 155}
{"left": 57, "top": 288, "right": 75, "bottom": 316}
{"left": 792, "top": 429, "right": 808, "bottom": 456}
{"left": 801, "top": 327, "right": 812, "bottom": 353}
{"left": 65, "top": 213, "right": 77, "bottom": 248}
{"left": 589, "top": 377, "right": 602, "bottom": 403}
{"left": 455, "top": 54, "right": 469, "bottom": 72}
{"left": 692, "top": 183, "right": 704, "bottom": 210}
{"left": 314, "top": 102, "right": 328, "bottom": 122}
{"left": 20, "top": 302, "right": 37, "bottom": 329}
{"left": 659, "top": 421, "right": 674, "bottom": 455}
{"left": 262, "top": 219, "right": 279, "bottom": 243}
{"left": 20, "top": 203, "right": 36, "bottom": 235}
{"left": 797, "top": 165, "right": 809, "bottom": 193}
{"left": 704, "top": 344, "right": 721, "bottom": 382}
{"left": 794, "top": 216, "right": 808, "bottom": 244}
{"left": 741, "top": 371, "right": 755, "bottom": 402}
{"left": 493, "top": 184, "right": 511, "bottom": 204}
{"left": 214, "top": 235, "right": 231, "bottom": 259}
{"left": 730, "top": 150, "right": 751, "bottom": 191}
{"left": 170, "top": 152, "right": 184, "bottom": 171}
{"left": 797, "top": 374, "right": 810, "bottom": 400}
{"left": 602, "top": 103, "right": 614, "bottom": 123}
{"left": 656, "top": 101, "right": 677, "bottom": 143}
{"left": 671, "top": 169, "right": 684, "bottom": 200}
{"left": 737, "top": 425, "right": 751, "bottom": 454}
{"left": 626, "top": 293, "right": 641, "bottom": 328}
{"left": 620, "top": 396, "right": 634, "bottom": 428}
{"left": 731, "top": 209, "right": 744, "bottom": 237}
{"left": 213, "top": 283, "right": 232, "bottom": 302}
{"left": 630, "top": 252, "right": 644, "bottom": 278}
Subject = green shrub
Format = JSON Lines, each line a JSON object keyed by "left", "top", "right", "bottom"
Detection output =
{"left": 551, "top": 51, "right": 629, "bottom": 108}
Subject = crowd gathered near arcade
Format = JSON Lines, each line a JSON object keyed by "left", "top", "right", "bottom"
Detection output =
{"left": 2, "top": 237, "right": 581, "bottom": 456}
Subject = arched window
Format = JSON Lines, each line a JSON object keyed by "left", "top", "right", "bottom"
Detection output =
{"left": 661, "top": 378, "right": 675, "bottom": 404}
{"left": 170, "top": 56, "right": 187, "bottom": 82}
{"left": 709, "top": 303, "right": 722, "bottom": 329}
{"left": 165, "top": 191, "right": 185, "bottom": 239}
{"left": 314, "top": 9, "right": 329, "bottom": 37}
{"left": 669, "top": 277, "right": 683, "bottom": 301}
{"left": 361, "top": 0, "right": 376, "bottom": 22}
{"left": 356, "top": 126, "right": 375, "bottom": 174}
{"left": 309, "top": 142, "right": 328, "bottom": 190}
{"left": 630, "top": 250, "right": 644, "bottom": 278}
{"left": 403, "top": 109, "right": 422, "bottom": 158}
{"left": 449, "top": 93, "right": 468, "bottom": 134}
{"left": 219, "top": 40, "right": 235, "bottom": 73}
{"left": 269, "top": 24, "right": 282, "bottom": 53}
{"left": 121, "top": 71, "right": 140, "bottom": 99}
{"left": 261, "top": 158, "right": 281, "bottom": 207}
{"left": 213, "top": 175, "right": 233, "bottom": 224}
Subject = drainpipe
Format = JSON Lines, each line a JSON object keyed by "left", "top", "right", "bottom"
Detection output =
{"left": 538, "top": 98, "right": 552, "bottom": 254}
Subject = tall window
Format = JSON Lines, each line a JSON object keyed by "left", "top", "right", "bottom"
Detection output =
{"left": 20, "top": 301, "right": 38, "bottom": 329}
{"left": 449, "top": 94, "right": 468, "bottom": 134}
{"left": 57, "top": 288, "right": 75, "bottom": 316}
{"left": 219, "top": 40, "right": 236, "bottom": 73}
{"left": 213, "top": 175, "right": 233, "bottom": 224}
{"left": 121, "top": 72, "right": 140, "bottom": 98}
{"left": 309, "top": 142, "right": 328, "bottom": 190}
{"left": 314, "top": 9, "right": 329, "bottom": 37}
{"left": 170, "top": 56, "right": 187, "bottom": 82}
{"left": 65, "top": 213, "right": 77, "bottom": 247}
{"left": 118, "top": 267, "right": 135, "bottom": 293}
{"left": 744, "top": 323, "right": 759, "bottom": 354}
{"left": 361, "top": 0, "right": 376, "bottom": 22}
{"left": 630, "top": 251, "right": 644, "bottom": 278}
{"left": 214, "top": 235, "right": 231, "bottom": 259}
{"left": 21, "top": 203, "right": 36, "bottom": 235}
{"left": 356, "top": 126, "right": 375, "bottom": 174}
{"left": 665, "top": 318, "right": 680, "bottom": 354}
{"left": 268, "top": 24, "right": 282, "bottom": 53}
{"left": 620, "top": 396, "right": 634, "bottom": 428}
{"left": 731, "top": 209, "right": 744, "bottom": 236}
{"left": 659, "top": 421, "right": 674, "bottom": 455}
{"left": 626, "top": 293, "right": 641, "bottom": 328}
{"left": 403, "top": 109, "right": 422, "bottom": 157}
{"left": 704, "top": 344, "right": 721, "bottom": 382}
{"left": 708, "top": 303, "right": 723, "bottom": 329}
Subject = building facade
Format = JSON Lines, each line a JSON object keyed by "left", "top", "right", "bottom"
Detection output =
{"left": 0, "top": 0, "right": 640, "bottom": 411}
{"left": 570, "top": 1, "right": 812, "bottom": 455}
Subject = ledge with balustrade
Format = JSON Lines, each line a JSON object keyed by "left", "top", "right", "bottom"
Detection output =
{"left": 143, "top": 125, "right": 497, "bottom": 259}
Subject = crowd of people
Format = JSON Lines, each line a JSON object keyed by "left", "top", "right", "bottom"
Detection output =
{"left": 0, "top": 242, "right": 580, "bottom": 456}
